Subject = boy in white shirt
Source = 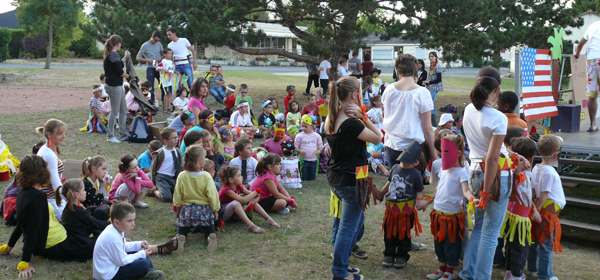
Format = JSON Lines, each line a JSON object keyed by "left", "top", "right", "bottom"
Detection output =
{"left": 318, "top": 58, "right": 332, "bottom": 94}
{"left": 93, "top": 202, "right": 183, "bottom": 280}
{"left": 156, "top": 48, "right": 178, "bottom": 113}
{"left": 229, "top": 101, "right": 258, "bottom": 134}
{"left": 150, "top": 127, "right": 183, "bottom": 202}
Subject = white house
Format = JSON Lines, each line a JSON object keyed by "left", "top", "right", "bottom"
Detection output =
{"left": 565, "top": 10, "right": 600, "bottom": 54}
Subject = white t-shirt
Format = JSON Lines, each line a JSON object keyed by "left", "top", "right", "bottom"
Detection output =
{"left": 319, "top": 60, "right": 332, "bottom": 79}
{"left": 382, "top": 85, "right": 433, "bottom": 150}
{"left": 229, "top": 110, "right": 253, "bottom": 127}
{"left": 463, "top": 104, "right": 508, "bottom": 166}
{"left": 367, "top": 107, "right": 383, "bottom": 130}
{"left": 172, "top": 97, "right": 189, "bottom": 111}
{"left": 434, "top": 167, "right": 469, "bottom": 214}
{"left": 584, "top": 21, "right": 600, "bottom": 60}
{"left": 157, "top": 147, "right": 177, "bottom": 177}
{"left": 430, "top": 159, "right": 470, "bottom": 189}
{"left": 229, "top": 156, "right": 258, "bottom": 184}
{"left": 158, "top": 59, "right": 175, "bottom": 86}
{"left": 167, "top": 38, "right": 191, "bottom": 64}
{"left": 531, "top": 164, "right": 566, "bottom": 209}
{"left": 338, "top": 65, "right": 350, "bottom": 77}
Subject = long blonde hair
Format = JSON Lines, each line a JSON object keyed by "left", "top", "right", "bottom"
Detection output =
{"left": 61, "top": 178, "right": 84, "bottom": 212}
{"left": 326, "top": 77, "right": 360, "bottom": 134}
{"left": 103, "top": 35, "right": 122, "bottom": 58}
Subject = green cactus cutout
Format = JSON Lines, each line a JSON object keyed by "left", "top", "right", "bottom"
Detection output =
{"left": 548, "top": 27, "right": 564, "bottom": 63}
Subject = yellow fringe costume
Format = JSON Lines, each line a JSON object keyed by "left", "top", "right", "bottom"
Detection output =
{"left": 330, "top": 190, "right": 342, "bottom": 219}
{"left": 382, "top": 200, "right": 422, "bottom": 240}
{"left": 0, "top": 140, "right": 20, "bottom": 175}
{"left": 532, "top": 200, "right": 562, "bottom": 252}
{"left": 500, "top": 173, "right": 534, "bottom": 246}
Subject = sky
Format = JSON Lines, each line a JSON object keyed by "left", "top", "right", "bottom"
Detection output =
{"left": 0, "top": 2, "right": 15, "bottom": 14}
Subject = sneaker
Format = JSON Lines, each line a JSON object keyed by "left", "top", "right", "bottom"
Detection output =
{"left": 141, "top": 270, "right": 165, "bottom": 280}
{"left": 411, "top": 241, "right": 427, "bottom": 251}
{"left": 504, "top": 271, "right": 513, "bottom": 280}
{"left": 427, "top": 269, "right": 445, "bottom": 279}
{"left": 330, "top": 252, "right": 334, "bottom": 259}
{"left": 351, "top": 246, "right": 368, "bottom": 259}
{"left": 207, "top": 233, "right": 217, "bottom": 252}
{"left": 133, "top": 201, "right": 149, "bottom": 209}
{"left": 527, "top": 271, "right": 538, "bottom": 278}
{"left": 302, "top": 91, "right": 310, "bottom": 96}
{"left": 348, "top": 267, "right": 360, "bottom": 274}
{"left": 276, "top": 207, "right": 290, "bottom": 215}
{"left": 393, "top": 258, "right": 406, "bottom": 269}
{"left": 382, "top": 256, "right": 394, "bottom": 268}
{"left": 107, "top": 137, "right": 121, "bottom": 143}
{"left": 441, "top": 272, "right": 456, "bottom": 280}
{"left": 119, "top": 135, "right": 130, "bottom": 142}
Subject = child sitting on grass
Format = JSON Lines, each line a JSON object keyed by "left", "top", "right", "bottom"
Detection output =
{"left": 138, "top": 140, "right": 163, "bottom": 175}
{"left": 269, "top": 98, "right": 285, "bottom": 122}
{"left": 235, "top": 84, "right": 253, "bottom": 111}
{"left": 220, "top": 127, "right": 235, "bottom": 164}
{"left": 368, "top": 141, "right": 389, "bottom": 176}
{"left": 204, "top": 159, "right": 221, "bottom": 191}
{"left": 173, "top": 145, "right": 220, "bottom": 252}
{"left": 60, "top": 179, "right": 110, "bottom": 245}
{"left": 207, "top": 65, "right": 227, "bottom": 103}
{"left": 286, "top": 100, "right": 302, "bottom": 127}
{"left": 229, "top": 101, "right": 258, "bottom": 135}
{"left": 263, "top": 124, "right": 285, "bottom": 157}
{"left": 301, "top": 94, "right": 319, "bottom": 117}
{"left": 218, "top": 166, "right": 280, "bottom": 233}
{"left": 229, "top": 138, "right": 258, "bottom": 188}
{"left": 172, "top": 87, "right": 189, "bottom": 113}
{"left": 86, "top": 85, "right": 107, "bottom": 133}
{"left": 150, "top": 127, "right": 182, "bottom": 203}
{"left": 110, "top": 154, "right": 153, "bottom": 209}
{"left": 217, "top": 84, "right": 236, "bottom": 119}
{"left": 81, "top": 156, "right": 112, "bottom": 221}
{"left": 319, "top": 94, "right": 330, "bottom": 124}
{"left": 279, "top": 139, "right": 302, "bottom": 189}
{"left": 93, "top": 202, "right": 183, "bottom": 280}
{"left": 200, "top": 130, "right": 221, "bottom": 173}
{"left": 295, "top": 114, "right": 323, "bottom": 181}
{"left": 259, "top": 100, "right": 276, "bottom": 134}
{"left": 250, "top": 153, "right": 298, "bottom": 215}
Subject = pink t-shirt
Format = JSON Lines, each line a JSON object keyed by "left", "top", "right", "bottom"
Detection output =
{"left": 294, "top": 131, "right": 324, "bottom": 161}
{"left": 250, "top": 172, "right": 278, "bottom": 201}
{"left": 188, "top": 96, "right": 207, "bottom": 112}
{"left": 264, "top": 139, "right": 283, "bottom": 156}
{"left": 218, "top": 184, "right": 244, "bottom": 204}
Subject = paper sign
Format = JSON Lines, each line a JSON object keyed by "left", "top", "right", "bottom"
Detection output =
{"left": 62, "top": 159, "right": 82, "bottom": 180}
{"left": 356, "top": 165, "right": 368, "bottom": 179}
{"left": 571, "top": 54, "right": 590, "bottom": 127}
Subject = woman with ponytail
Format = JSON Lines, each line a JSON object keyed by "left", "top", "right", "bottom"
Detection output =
{"left": 459, "top": 66, "right": 528, "bottom": 280}
{"left": 325, "top": 77, "right": 382, "bottom": 280}
{"left": 36, "top": 119, "right": 67, "bottom": 221}
{"left": 103, "top": 34, "right": 131, "bottom": 143}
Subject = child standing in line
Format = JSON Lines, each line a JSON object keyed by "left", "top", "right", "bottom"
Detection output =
{"left": 367, "top": 141, "right": 389, "bottom": 176}
{"left": 250, "top": 153, "right": 298, "bottom": 214}
{"left": 258, "top": 100, "right": 276, "bottom": 134}
{"left": 172, "top": 87, "right": 189, "bottom": 113}
{"left": 208, "top": 65, "right": 227, "bottom": 103}
{"left": 425, "top": 135, "right": 474, "bottom": 280}
{"left": 93, "top": 202, "right": 183, "bottom": 280}
{"left": 173, "top": 145, "right": 220, "bottom": 252}
{"left": 528, "top": 135, "right": 565, "bottom": 280}
{"left": 100, "top": 74, "right": 112, "bottom": 118}
{"left": 150, "top": 127, "right": 183, "bottom": 203}
{"left": 263, "top": 124, "right": 285, "bottom": 157}
{"left": 235, "top": 84, "right": 253, "bottom": 111}
{"left": 87, "top": 85, "right": 107, "bottom": 133}
{"left": 286, "top": 100, "right": 302, "bottom": 127}
{"left": 301, "top": 94, "right": 319, "bottom": 117}
{"left": 295, "top": 114, "right": 323, "bottom": 181}
{"left": 60, "top": 179, "right": 110, "bottom": 244}
{"left": 218, "top": 166, "right": 281, "bottom": 233}
{"left": 367, "top": 95, "right": 384, "bottom": 131}
{"left": 156, "top": 47, "right": 177, "bottom": 113}
{"left": 81, "top": 156, "right": 112, "bottom": 221}
{"left": 220, "top": 127, "right": 235, "bottom": 165}
{"left": 138, "top": 140, "right": 163, "bottom": 175}
{"left": 279, "top": 139, "right": 302, "bottom": 189}
{"left": 110, "top": 154, "right": 154, "bottom": 208}
{"left": 229, "top": 138, "right": 258, "bottom": 188}
{"left": 500, "top": 137, "right": 540, "bottom": 280}
{"left": 376, "top": 141, "right": 425, "bottom": 269}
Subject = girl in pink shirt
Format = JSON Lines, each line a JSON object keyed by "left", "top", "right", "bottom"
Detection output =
{"left": 109, "top": 154, "right": 153, "bottom": 208}
{"left": 250, "top": 154, "right": 298, "bottom": 214}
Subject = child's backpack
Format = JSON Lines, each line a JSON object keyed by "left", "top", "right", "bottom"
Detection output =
{"left": 128, "top": 116, "right": 150, "bottom": 143}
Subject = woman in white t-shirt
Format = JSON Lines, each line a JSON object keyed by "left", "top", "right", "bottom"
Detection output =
{"left": 382, "top": 54, "right": 437, "bottom": 167}
{"left": 459, "top": 66, "right": 528, "bottom": 280}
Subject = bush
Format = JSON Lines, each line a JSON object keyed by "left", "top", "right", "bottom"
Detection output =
{"left": 69, "top": 31, "right": 96, "bottom": 57}
{"left": 22, "top": 33, "right": 48, "bottom": 58}
{"left": 0, "top": 27, "right": 10, "bottom": 62}
{"left": 8, "top": 29, "right": 26, "bottom": 58}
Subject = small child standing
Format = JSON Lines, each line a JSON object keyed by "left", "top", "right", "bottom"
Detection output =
{"left": 295, "top": 115, "right": 323, "bottom": 181}
{"left": 263, "top": 124, "right": 285, "bottom": 157}
{"left": 172, "top": 87, "right": 189, "bottom": 113}
{"left": 150, "top": 127, "right": 183, "bottom": 202}
{"left": 425, "top": 135, "right": 474, "bottom": 280}
{"left": 173, "top": 145, "right": 220, "bottom": 252}
{"left": 367, "top": 95, "right": 384, "bottom": 131}
{"left": 376, "top": 141, "right": 424, "bottom": 269}
{"left": 156, "top": 48, "right": 176, "bottom": 113}
{"left": 319, "top": 94, "right": 330, "bottom": 124}
{"left": 93, "top": 202, "right": 183, "bottom": 280}
{"left": 528, "top": 135, "right": 565, "bottom": 280}
{"left": 250, "top": 153, "right": 298, "bottom": 214}
{"left": 208, "top": 65, "right": 227, "bottom": 103}
{"left": 138, "top": 140, "right": 163, "bottom": 175}
{"left": 367, "top": 141, "right": 389, "bottom": 176}
{"left": 279, "top": 139, "right": 302, "bottom": 189}
{"left": 87, "top": 85, "right": 107, "bottom": 133}
{"left": 229, "top": 138, "right": 258, "bottom": 188}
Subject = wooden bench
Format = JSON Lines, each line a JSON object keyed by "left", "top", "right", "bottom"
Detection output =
{"left": 560, "top": 176, "right": 600, "bottom": 187}
{"left": 565, "top": 196, "right": 600, "bottom": 209}
{"left": 561, "top": 219, "right": 600, "bottom": 233}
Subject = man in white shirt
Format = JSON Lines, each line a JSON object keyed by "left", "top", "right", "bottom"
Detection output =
{"left": 166, "top": 27, "right": 197, "bottom": 89}
{"left": 575, "top": 20, "right": 600, "bottom": 131}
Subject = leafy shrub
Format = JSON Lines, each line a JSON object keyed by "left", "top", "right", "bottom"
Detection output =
{"left": 69, "top": 31, "right": 96, "bottom": 57}
{"left": 22, "top": 34, "right": 48, "bottom": 58}
{"left": 8, "top": 29, "right": 26, "bottom": 58}
{"left": 0, "top": 27, "right": 10, "bottom": 62}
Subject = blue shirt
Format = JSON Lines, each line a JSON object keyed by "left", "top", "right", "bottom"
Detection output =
{"left": 367, "top": 142, "right": 385, "bottom": 159}
{"left": 138, "top": 151, "right": 152, "bottom": 170}
{"left": 180, "top": 126, "right": 203, "bottom": 154}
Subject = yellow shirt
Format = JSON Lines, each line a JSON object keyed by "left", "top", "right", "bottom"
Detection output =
{"left": 173, "top": 171, "right": 220, "bottom": 211}
{"left": 46, "top": 203, "right": 67, "bottom": 248}
{"left": 319, "top": 104, "right": 329, "bottom": 118}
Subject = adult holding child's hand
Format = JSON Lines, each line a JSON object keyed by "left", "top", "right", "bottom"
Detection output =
{"left": 103, "top": 34, "right": 130, "bottom": 143}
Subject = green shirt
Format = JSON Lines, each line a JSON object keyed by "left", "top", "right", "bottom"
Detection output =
{"left": 235, "top": 96, "right": 253, "bottom": 106}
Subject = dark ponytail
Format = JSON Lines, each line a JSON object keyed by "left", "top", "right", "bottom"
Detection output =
{"left": 118, "top": 154, "right": 137, "bottom": 173}
{"left": 470, "top": 66, "right": 502, "bottom": 110}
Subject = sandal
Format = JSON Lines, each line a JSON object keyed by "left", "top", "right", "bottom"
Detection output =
{"left": 264, "top": 218, "right": 281, "bottom": 229}
{"left": 246, "top": 222, "right": 264, "bottom": 234}
{"left": 351, "top": 246, "right": 368, "bottom": 259}
{"left": 146, "top": 186, "right": 157, "bottom": 197}
{"left": 587, "top": 126, "right": 599, "bottom": 132}
{"left": 157, "top": 235, "right": 185, "bottom": 254}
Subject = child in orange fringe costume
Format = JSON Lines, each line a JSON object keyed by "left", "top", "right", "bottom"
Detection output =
{"left": 499, "top": 137, "right": 541, "bottom": 280}
{"left": 375, "top": 141, "right": 425, "bottom": 269}
{"left": 423, "top": 134, "right": 474, "bottom": 280}
{"left": 528, "top": 135, "right": 565, "bottom": 280}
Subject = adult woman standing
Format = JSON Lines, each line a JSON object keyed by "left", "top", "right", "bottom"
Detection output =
{"left": 36, "top": 119, "right": 67, "bottom": 221}
{"left": 423, "top": 52, "right": 443, "bottom": 124}
{"left": 360, "top": 53, "right": 373, "bottom": 79}
{"left": 325, "top": 77, "right": 382, "bottom": 280}
{"left": 188, "top": 78, "right": 210, "bottom": 126}
{"left": 459, "top": 67, "right": 526, "bottom": 280}
{"left": 103, "top": 35, "right": 130, "bottom": 143}
{"left": 382, "top": 54, "right": 437, "bottom": 167}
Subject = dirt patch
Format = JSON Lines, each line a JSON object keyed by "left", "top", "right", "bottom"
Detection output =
{"left": 0, "top": 86, "right": 90, "bottom": 115}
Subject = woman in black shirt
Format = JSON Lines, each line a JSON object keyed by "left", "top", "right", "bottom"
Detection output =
{"left": 103, "top": 35, "right": 131, "bottom": 143}
{"left": 324, "top": 77, "right": 382, "bottom": 280}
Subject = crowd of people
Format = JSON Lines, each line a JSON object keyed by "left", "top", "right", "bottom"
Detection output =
{"left": 0, "top": 29, "right": 567, "bottom": 280}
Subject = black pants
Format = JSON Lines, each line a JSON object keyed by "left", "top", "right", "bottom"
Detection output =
{"left": 433, "top": 218, "right": 463, "bottom": 267}
{"left": 178, "top": 225, "right": 215, "bottom": 239}
{"left": 320, "top": 79, "right": 329, "bottom": 94}
{"left": 505, "top": 238, "right": 529, "bottom": 277}
{"left": 306, "top": 74, "right": 319, "bottom": 94}
{"left": 383, "top": 215, "right": 414, "bottom": 261}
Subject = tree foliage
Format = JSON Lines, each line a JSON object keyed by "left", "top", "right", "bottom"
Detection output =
{"left": 21, "top": 33, "right": 48, "bottom": 58}
{"left": 572, "top": 0, "right": 600, "bottom": 14}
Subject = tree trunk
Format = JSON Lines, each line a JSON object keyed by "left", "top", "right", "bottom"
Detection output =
{"left": 44, "top": 6, "right": 53, "bottom": 69}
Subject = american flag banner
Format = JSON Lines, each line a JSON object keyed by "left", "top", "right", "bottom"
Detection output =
{"left": 521, "top": 47, "right": 558, "bottom": 121}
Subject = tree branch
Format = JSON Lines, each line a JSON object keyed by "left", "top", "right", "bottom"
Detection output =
{"left": 273, "top": 0, "right": 334, "bottom": 49}
{"left": 227, "top": 45, "right": 319, "bottom": 64}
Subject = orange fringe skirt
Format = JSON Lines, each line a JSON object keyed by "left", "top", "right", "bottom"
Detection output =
{"left": 382, "top": 200, "right": 421, "bottom": 240}
{"left": 532, "top": 200, "right": 562, "bottom": 253}
{"left": 430, "top": 210, "right": 465, "bottom": 243}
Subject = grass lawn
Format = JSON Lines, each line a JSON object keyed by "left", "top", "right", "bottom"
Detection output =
{"left": 0, "top": 70, "right": 596, "bottom": 279}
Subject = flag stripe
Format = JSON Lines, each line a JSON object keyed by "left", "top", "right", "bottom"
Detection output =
{"left": 522, "top": 96, "right": 555, "bottom": 104}
{"left": 523, "top": 101, "right": 557, "bottom": 109}
{"left": 522, "top": 86, "right": 552, "bottom": 93}
{"left": 521, "top": 47, "right": 557, "bottom": 121}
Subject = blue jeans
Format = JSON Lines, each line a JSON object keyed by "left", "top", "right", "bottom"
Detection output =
{"left": 302, "top": 160, "right": 317, "bottom": 181}
{"left": 112, "top": 257, "right": 154, "bottom": 280}
{"left": 386, "top": 147, "right": 403, "bottom": 167}
{"left": 430, "top": 91, "right": 439, "bottom": 115}
{"left": 146, "top": 67, "right": 163, "bottom": 103}
{"left": 210, "top": 87, "right": 226, "bottom": 103}
{"left": 330, "top": 185, "right": 365, "bottom": 279}
{"left": 175, "top": 63, "right": 194, "bottom": 89}
{"left": 527, "top": 221, "right": 555, "bottom": 279}
{"left": 331, "top": 216, "right": 364, "bottom": 247}
{"left": 459, "top": 171, "right": 510, "bottom": 280}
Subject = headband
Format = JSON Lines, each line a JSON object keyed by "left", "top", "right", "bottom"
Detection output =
{"left": 226, "top": 86, "right": 235, "bottom": 92}
{"left": 479, "top": 75, "right": 499, "bottom": 85}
